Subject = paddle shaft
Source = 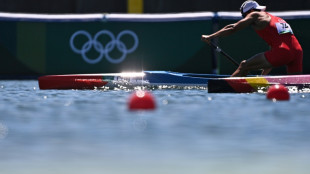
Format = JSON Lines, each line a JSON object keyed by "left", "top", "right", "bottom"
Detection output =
{"left": 210, "top": 42, "right": 240, "bottom": 67}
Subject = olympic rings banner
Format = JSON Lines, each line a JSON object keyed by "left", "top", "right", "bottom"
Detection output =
{"left": 70, "top": 30, "right": 139, "bottom": 64}
{"left": 0, "top": 12, "right": 215, "bottom": 75}
{"left": 1, "top": 11, "right": 310, "bottom": 76}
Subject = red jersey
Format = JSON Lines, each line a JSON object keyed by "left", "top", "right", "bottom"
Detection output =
{"left": 255, "top": 12, "right": 300, "bottom": 48}
{"left": 254, "top": 12, "right": 303, "bottom": 73}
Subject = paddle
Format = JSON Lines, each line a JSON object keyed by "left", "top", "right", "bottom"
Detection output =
{"left": 209, "top": 42, "right": 240, "bottom": 67}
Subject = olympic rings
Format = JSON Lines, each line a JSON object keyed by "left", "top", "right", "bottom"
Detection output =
{"left": 70, "top": 30, "right": 139, "bottom": 64}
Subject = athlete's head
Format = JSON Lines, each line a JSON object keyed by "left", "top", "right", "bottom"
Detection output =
{"left": 240, "top": 1, "right": 266, "bottom": 18}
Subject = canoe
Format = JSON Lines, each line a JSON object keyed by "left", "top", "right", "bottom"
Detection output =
{"left": 208, "top": 75, "right": 310, "bottom": 93}
{"left": 38, "top": 71, "right": 228, "bottom": 90}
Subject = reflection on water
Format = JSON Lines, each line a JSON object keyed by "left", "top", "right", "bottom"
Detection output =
{"left": 0, "top": 80, "right": 310, "bottom": 174}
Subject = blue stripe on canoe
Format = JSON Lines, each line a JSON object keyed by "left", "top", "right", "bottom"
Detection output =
{"left": 144, "top": 71, "right": 229, "bottom": 85}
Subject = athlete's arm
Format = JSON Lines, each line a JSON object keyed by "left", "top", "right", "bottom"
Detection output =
{"left": 202, "top": 12, "right": 259, "bottom": 43}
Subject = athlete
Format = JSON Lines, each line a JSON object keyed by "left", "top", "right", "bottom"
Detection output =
{"left": 201, "top": 0, "right": 303, "bottom": 77}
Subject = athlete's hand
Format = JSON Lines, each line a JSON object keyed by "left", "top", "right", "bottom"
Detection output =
{"left": 201, "top": 35, "right": 211, "bottom": 44}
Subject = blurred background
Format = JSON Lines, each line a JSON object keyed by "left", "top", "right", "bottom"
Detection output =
{"left": 0, "top": 0, "right": 309, "bottom": 13}
{"left": 0, "top": 0, "right": 309, "bottom": 77}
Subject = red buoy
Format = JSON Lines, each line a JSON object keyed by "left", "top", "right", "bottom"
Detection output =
{"left": 266, "top": 84, "right": 290, "bottom": 101}
{"left": 128, "top": 91, "right": 156, "bottom": 110}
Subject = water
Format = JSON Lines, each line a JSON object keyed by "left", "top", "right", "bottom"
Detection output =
{"left": 0, "top": 80, "right": 310, "bottom": 174}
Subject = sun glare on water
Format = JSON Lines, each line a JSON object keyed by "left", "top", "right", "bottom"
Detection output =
{"left": 120, "top": 72, "right": 145, "bottom": 77}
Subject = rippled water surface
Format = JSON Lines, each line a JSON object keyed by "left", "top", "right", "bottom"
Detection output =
{"left": 0, "top": 80, "right": 310, "bottom": 174}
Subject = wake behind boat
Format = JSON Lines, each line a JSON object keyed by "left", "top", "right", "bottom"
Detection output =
{"left": 38, "top": 71, "right": 228, "bottom": 90}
